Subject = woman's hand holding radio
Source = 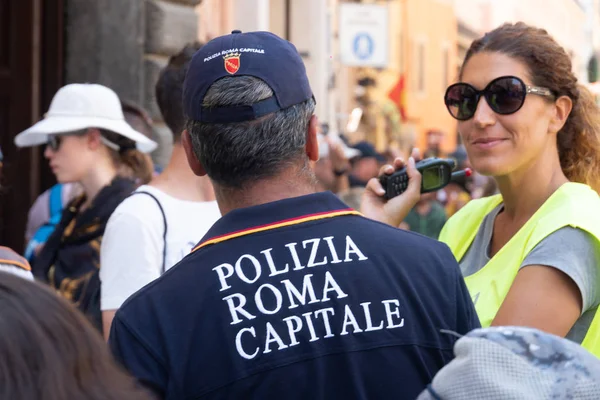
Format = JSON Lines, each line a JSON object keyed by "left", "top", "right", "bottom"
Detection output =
{"left": 361, "top": 148, "right": 422, "bottom": 227}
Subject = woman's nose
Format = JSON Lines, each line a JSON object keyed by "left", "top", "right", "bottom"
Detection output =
{"left": 44, "top": 145, "right": 54, "bottom": 159}
{"left": 472, "top": 97, "right": 497, "bottom": 128}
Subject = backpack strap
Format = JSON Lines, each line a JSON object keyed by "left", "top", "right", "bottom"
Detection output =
{"left": 48, "top": 184, "right": 64, "bottom": 225}
{"left": 25, "top": 184, "right": 66, "bottom": 262}
{"left": 129, "top": 191, "right": 168, "bottom": 274}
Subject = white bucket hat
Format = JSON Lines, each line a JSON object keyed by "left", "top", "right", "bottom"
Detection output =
{"left": 14, "top": 83, "right": 157, "bottom": 153}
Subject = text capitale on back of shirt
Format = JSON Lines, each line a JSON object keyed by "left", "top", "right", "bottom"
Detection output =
{"left": 212, "top": 234, "right": 407, "bottom": 360}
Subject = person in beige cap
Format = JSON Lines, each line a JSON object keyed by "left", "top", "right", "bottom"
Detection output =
{"left": 14, "top": 83, "right": 157, "bottom": 331}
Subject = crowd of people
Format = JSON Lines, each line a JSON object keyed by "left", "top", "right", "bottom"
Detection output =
{"left": 313, "top": 127, "right": 498, "bottom": 240}
{"left": 2, "top": 21, "right": 600, "bottom": 399}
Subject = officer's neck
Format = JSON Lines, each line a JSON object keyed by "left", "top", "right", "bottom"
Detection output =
{"left": 214, "top": 166, "right": 317, "bottom": 216}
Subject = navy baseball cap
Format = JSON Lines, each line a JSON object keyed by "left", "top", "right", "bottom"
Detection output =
{"left": 183, "top": 30, "right": 314, "bottom": 124}
{"left": 352, "top": 141, "right": 386, "bottom": 162}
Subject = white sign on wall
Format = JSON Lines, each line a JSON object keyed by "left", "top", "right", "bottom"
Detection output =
{"left": 339, "top": 3, "right": 389, "bottom": 68}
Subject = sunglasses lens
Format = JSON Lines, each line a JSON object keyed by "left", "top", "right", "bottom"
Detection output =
{"left": 486, "top": 77, "right": 526, "bottom": 115}
{"left": 47, "top": 136, "right": 60, "bottom": 151}
{"left": 445, "top": 84, "right": 478, "bottom": 120}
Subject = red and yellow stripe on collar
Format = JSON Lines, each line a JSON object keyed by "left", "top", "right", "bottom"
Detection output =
{"left": 0, "top": 246, "right": 31, "bottom": 271}
{"left": 192, "top": 208, "right": 361, "bottom": 252}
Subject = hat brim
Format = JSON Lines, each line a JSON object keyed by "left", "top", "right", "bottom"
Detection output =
{"left": 318, "top": 133, "right": 362, "bottom": 160}
{"left": 14, "top": 116, "right": 157, "bottom": 153}
{"left": 344, "top": 147, "right": 361, "bottom": 159}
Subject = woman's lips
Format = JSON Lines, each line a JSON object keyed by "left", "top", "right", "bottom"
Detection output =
{"left": 471, "top": 138, "right": 507, "bottom": 150}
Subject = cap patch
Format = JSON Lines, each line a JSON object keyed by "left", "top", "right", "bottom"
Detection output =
{"left": 224, "top": 53, "right": 240, "bottom": 74}
{"left": 183, "top": 31, "right": 313, "bottom": 123}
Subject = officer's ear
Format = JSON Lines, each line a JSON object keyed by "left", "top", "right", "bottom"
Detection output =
{"left": 182, "top": 129, "right": 207, "bottom": 176}
{"left": 305, "top": 115, "right": 319, "bottom": 162}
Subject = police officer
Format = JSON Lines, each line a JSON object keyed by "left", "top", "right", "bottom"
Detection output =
{"left": 108, "top": 30, "right": 480, "bottom": 400}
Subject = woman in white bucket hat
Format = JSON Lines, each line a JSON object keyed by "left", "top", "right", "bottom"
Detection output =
{"left": 14, "top": 83, "right": 157, "bottom": 331}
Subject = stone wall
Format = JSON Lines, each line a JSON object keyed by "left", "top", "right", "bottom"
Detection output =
{"left": 64, "top": 0, "right": 202, "bottom": 167}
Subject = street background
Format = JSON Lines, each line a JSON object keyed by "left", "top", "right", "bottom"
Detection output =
{"left": 1, "top": 0, "right": 599, "bottom": 251}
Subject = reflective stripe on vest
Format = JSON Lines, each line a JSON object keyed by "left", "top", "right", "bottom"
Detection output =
{"left": 439, "top": 182, "right": 600, "bottom": 357}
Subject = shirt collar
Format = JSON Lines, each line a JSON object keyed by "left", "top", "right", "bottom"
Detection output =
{"left": 196, "top": 192, "right": 356, "bottom": 250}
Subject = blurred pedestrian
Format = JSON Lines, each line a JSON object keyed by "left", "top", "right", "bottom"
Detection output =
{"left": 314, "top": 129, "right": 359, "bottom": 193}
{"left": 423, "top": 129, "right": 445, "bottom": 158}
{"left": 120, "top": 99, "right": 163, "bottom": 176}
{"left": 348, "top": 141, "right": 385, "bottom": 187}
{"left": 100, "top": 43, "right": 221, "bottom": 339}
{"left": 23, "top": 98, "right": 155, "bottom": 263}
{"left": 401, "top": 192, "right": 447, "bottom": 239}
{"left": 441, "top": 145, "right": 472, "bottom": 217}
{"left": 0, "top": 272, "right": 151, "bottom": 400}
{"left": 14, "top": 83, "right": 157, "bottom": 331}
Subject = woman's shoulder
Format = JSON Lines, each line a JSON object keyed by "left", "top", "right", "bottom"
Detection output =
{"left": 446, "top": 194, "right": 503, "bottom": 225}
{"left": 536, "top": 183, "right": 600, "bottom": 229}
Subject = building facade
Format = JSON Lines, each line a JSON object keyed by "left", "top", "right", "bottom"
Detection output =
{"left": 197, "top": 0, "right": 460, "bottom": 155}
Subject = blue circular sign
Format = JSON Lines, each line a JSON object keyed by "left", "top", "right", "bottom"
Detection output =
{"left": 353, "top": 33, "right": 374, "bottom": 60}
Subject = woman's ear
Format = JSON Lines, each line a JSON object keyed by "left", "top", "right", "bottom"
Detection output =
{"left": 549, "top": 95, "right": 573, "bottom": 134}
{"left": 182, "top": 129, "right": 207, "bottom": 176}
{"left": 86, "top": 128, "right": 103, "bottom": 150}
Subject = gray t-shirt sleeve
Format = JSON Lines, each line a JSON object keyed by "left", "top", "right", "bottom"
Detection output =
{"left": 520, "top": 227, "right": 600, "bottom": 313}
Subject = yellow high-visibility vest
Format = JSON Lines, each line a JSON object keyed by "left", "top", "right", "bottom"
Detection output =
{"left": 439, "top": 182, "right": 600, "bottom": 357}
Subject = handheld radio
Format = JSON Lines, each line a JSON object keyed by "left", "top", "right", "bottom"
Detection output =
{"left": 379, "top": 157, "right": 472, "bottom": 200}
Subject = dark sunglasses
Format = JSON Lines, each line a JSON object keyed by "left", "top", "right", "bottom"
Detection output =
{"left": 46, "top": 135, "right": 64, "bottom": 152}
{"left": 444, "top": 76, "right": 555, "bottom": 121}
{"left": 46, "top": 130, "right": 87, "bottom": 152}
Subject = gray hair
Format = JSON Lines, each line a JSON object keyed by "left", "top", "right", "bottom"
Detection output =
{"left": 186, "top": 76, "right": 316, "bottom": 188}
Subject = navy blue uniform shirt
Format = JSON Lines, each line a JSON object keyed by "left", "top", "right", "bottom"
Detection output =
{"left": 109, "top": 192, "right": 480, "bottom": 400}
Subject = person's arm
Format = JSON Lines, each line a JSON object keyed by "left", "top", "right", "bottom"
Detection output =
{"left": 100, "top": 208, "right": 163, "bottom": 339}
{"left": 109, "top": 311, "right": 167, "bottom": 399}
{"left": 492, "top": 228, "right": 598, "bottom": 337}
{"left": 102, "top": 310, "right": 117, "bottom": 339}
{"left": 492, "top": 265, "right": 581, "bottom": 336}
